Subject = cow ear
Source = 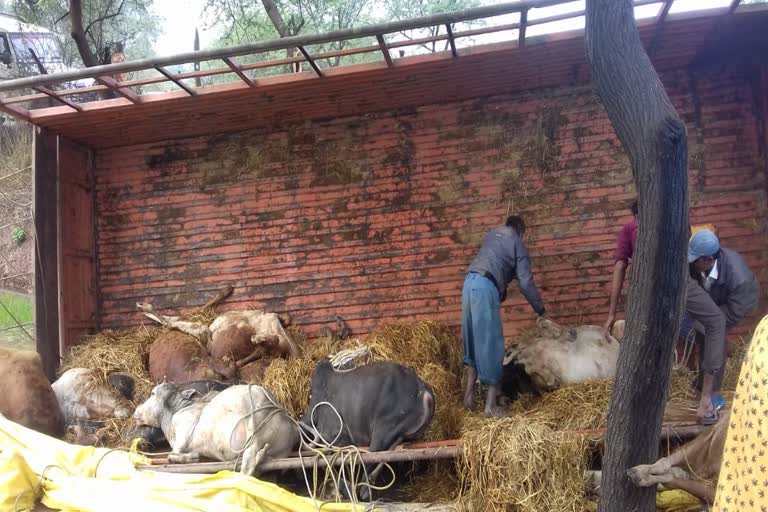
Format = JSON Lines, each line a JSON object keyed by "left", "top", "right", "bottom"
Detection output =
{"left": 180, "top": 389, "right": 197, "bottom": 400}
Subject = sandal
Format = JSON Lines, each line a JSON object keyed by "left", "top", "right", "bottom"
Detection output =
{"left": 712, "top": 393, "right": 726, "bottom": 412}
{"left": 699, "top": 408, "right": 719, "bottom": 426}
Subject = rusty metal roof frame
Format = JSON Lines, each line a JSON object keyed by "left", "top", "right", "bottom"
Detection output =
{"left": 0, "top": 0, "right": 760, "bottom": 123}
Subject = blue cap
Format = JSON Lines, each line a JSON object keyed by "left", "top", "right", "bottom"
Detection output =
{"left": 688, "top": 229, "right": 720, "bottom": 263}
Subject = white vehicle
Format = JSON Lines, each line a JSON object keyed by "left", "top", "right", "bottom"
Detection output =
{"left": 0, "top": 12, "right": 92, "bottom": 87}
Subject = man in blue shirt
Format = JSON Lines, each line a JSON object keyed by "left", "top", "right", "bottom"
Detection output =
{"left": 462, "top": 215, "right": 546, "bottom": 417}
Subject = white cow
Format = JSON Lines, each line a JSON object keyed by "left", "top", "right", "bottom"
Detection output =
{"left": 502, "top": 317, "right": 622, "bottom": 395}
{"left": 53, "top": 368, "right": 134, "bottom": 424}
{"left": 133, "top": 381, "right": 299, "bottom": 475}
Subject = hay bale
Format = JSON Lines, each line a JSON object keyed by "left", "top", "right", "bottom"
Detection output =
{"left": 509, "top": 380, "right": 612, "bottom": 431}
{"left": 418, "top": 363, "right": 463, "bottom": 441}
{"left": 61, "top": 325, "right": 159, "bottom": 404}
{"left": 457, "top": 416, "right": 590, "bottom": 512}
{"left": 366, "top": 321, "right": 462, "bottom": 375}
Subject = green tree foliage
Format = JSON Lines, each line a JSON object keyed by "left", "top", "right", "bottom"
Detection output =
{"left": 10, "top": 0, "right": 160, "bottom": 66}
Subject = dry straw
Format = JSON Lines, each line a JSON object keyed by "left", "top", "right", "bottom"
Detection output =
{"left": 457, "top": 416, "right": 591, "bottom": 512}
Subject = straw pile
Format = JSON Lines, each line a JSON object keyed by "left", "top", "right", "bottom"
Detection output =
{"left": 457, "top": 415, "right": 591, "bottom": 512}
{"left": 508, "top": 379, "right": 612, "bottom": 431}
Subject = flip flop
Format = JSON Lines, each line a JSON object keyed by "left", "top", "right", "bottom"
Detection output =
{"left": 699, "top": 409, "right": 719, "bottom": 426}
{"left": 712, "top": 393, "right": 726, "bottom": 412}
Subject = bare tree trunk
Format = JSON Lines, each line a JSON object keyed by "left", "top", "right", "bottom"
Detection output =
{"left": 260, "top": 0, "right": 300, "bottom": 72}
{"left": 585, "top": 1, "right": 689, "bottom": 511}
{"left": 69, "top": 0, "right": 100, "bottom": 67}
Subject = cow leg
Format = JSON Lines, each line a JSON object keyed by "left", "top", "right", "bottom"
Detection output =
{"left": 241, "top": 443, "right": 270, "bottom": 476}
{"left": 168, "top": 451, "right": 202, "bottom": 464}
{"left": 137, "top": 303, "right": 210, "bottom": 343}
{"left": 357, "top": 433, "right": 403, "bottom": 501}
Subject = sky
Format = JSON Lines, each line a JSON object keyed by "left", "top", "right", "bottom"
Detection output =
{"left": 150, "top": 0, "right": 756, "bottom": 57}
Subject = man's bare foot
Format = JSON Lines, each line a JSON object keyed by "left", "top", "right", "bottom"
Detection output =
{"left": 696, "top": 396, "right": 717, "bottom": 424}
{"left": 484, "top": 405, "right": 504, "bottom": 418}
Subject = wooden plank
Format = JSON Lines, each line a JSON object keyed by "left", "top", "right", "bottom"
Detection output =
{"left": 376, "top": 34, "right": 394, "bottom": 67}
{"left": 222, "top": 57, "right": 255, "bottom": 87}
{"left": 298, "top": 46, "right": 324, "bottom": 77}
{"left": 446, "top": 24, "right": 458, "bottom": 57}
{"left": 142, "top": 445, "right": 461, "bottom": 474}
{"left": 0, "top": 100, "right": 31, "bottom": 121}
{"left": 155, "top": 66, "right": 197, "bottom": 96}
{"left": 33, "top": 128, "right": 60, "bottom": 381}
{"left": 33, "top": 86, "right": 83, "bottom": 112}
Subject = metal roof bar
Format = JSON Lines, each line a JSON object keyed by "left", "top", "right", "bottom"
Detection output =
{"left": 657, "top": 0, "right": 674, "bottom": 23}
{"left": 0, "top": 101, "right": 30, "bottom": 121}
{"left": 33, "top": 86, "right": 83, "bottom": 112}
{"left": 446, "top": 24, "right": 458, "bottom": 57}
{"left": 297, "top": 46, "right": 323, "bottom": 76}
{"left": 155, "top": 66, "right": 197, "bottom": 96}
{"left": 519, "top": 9, "right": 528, "bottom": 48}
{"left": 222, "top": 57, "right": 255, "bottom": 87}
{"left": 376, "top": 34, "right": 393, "bottom": 67}
{"left": 729, "top": 0, "right": 742, "bottom": 14}
{"left": 0, "top": 0, "right": 633, "bottom": 93}
{"left": 96, "top": 76, "right": 141, "bottom": 103}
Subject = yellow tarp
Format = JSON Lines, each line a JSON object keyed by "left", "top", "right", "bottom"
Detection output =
{"left": 656, "top": 489, "right": 703, "bottom": 512}
{"left": 0, "top": 414, "right": 361, "bottom": 512}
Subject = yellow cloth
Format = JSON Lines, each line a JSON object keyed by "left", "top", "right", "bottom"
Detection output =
{"left": 0, "top": 414, "right": 362, "bottom": 512}
{"left": 713, "top": 315, "right": 768, "bottom": 512}
{"left": 656, "top": 489, "right": 704, "bottom": 512}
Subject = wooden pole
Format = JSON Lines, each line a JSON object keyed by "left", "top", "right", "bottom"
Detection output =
{"left": 33, "top": 127, "right": 61, "bottom": 381}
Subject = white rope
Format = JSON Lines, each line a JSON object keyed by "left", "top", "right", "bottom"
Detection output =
{"left": 231, "top": 386, "right": 397, "bottom": 510}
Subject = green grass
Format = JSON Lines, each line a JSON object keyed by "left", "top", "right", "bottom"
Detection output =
{"left": 0, "top": 292, "right": 32, "bottom": 329}
{"left": 0, "top": 292, "right": 34, "bottom": 351}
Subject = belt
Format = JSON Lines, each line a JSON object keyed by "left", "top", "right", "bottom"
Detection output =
{"left": 469, "top": 270, "right": 501, "bottom": 296}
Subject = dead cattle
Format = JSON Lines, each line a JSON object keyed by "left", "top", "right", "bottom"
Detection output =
{"left": 302, "top": 360, "right": 435, "bottom": 499}
{"left": 130, "top": 379, "right": 235, "bottom": 450}
{"left": 134, "top": 381, "right": 298, "bottom": 475}
{"left": 502, "top": 317, "right": 621, "bottom": 397}
{"left": 148, "top": 330, "right": 237, "bottom": 384}
{"left": 0, "top": 348, "right": 64, "bottom": 437}
{"left": 53, "top": 368, "right": 135, "bottom": 429}
{"left": 139, "top": 303, "right": 300, "bottom": 366}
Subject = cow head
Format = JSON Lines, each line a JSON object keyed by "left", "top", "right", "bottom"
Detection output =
{"left": 133, "top": 382, "right": 199, "bottom": 427}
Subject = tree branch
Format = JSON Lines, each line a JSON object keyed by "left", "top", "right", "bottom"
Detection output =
{"left": 69, "top": 0, "right": 100, "bottom": 67}
{"left": 261, "top": 0, "right": 291, "bottom": 37}
{"left": 84, "top": 0, "right": 126, "bottom": 39}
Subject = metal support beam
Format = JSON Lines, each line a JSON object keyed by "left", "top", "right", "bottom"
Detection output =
{"left": 298, "top": 46, "right": 324, "bottom": 77}
{"left": 376, "top": 34, "right": 393, "bottom": 67}
{"left": 656, "top": 0, "right": 673, "bottom": 23}
{"left": 155, "top": 66, "right": 197, "bottom": 96}
{"left": 519, "top": 9, "right": 528, "bottom": 48}
{"left": 0, "top": 100, "right": 31, "bottom": 122}
{"left": 222, "top": 57, "right": 255, "bottom": 87}
{"left": 33, "top": 86, "right": 83, "bottom": 112}
{"left": 95, "top": 76, "right": 141, "bottom": 103}
{"left": 445, "top": 24, "right": 458, "bottom": 57}
{"left": 728, "top": 0, "right": 742, "bottom": 14}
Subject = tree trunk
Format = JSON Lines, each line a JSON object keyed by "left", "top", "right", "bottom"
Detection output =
{"left": 585, "top": 1, "right": 689, "bottom": 511}
{"left": 69, "top": 0, "right": 100, "bottom": 67}
{"left": 260, "top": 0, "right": 300, "bottom": 72}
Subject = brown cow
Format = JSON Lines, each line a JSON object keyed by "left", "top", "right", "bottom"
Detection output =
{"left": 138, "top": 303, "right": 300, "bottom": 365}
{"left": 0, "top": 347, "right": 64, "bottom": 437}
{"left": 148, "top": 330, "right": 237, "bottom": 384}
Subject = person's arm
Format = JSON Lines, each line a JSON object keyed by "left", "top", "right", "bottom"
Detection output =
{"left": 663, "top": 478, "right": 716, "bottom": 505}
{"left": 605, "top": 260, "right": 628, "bottom": 332}
{"left": 514, "top": 241, "right": 546, "bottom": 316}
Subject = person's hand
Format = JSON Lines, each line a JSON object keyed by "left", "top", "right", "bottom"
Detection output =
{"left": 604, "top": 314, "right": 616, "bottom": 334}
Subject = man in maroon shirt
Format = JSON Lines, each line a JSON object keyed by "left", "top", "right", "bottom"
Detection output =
{"left": 604, "top": 200, "right": 637, "bottom": 333}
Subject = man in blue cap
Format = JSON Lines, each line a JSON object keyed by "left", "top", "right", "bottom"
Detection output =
{"left": 686, "top": 229, "right": 759, "bottom": 424}
{"left": 462, "top": 215, "right": 546, "bottom": 417}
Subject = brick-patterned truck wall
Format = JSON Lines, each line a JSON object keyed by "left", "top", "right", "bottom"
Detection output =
{"left": 92, "top": 68, "right": 768, "bottom": 341}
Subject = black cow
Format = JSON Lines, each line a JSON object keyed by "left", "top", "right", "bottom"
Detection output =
{"left": 302, "top": 359, "right": 435, "bottom": 499}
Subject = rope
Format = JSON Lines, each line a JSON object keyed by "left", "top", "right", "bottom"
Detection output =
{"left": 231, "top": 385, "right": 397, "bottom": 510}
